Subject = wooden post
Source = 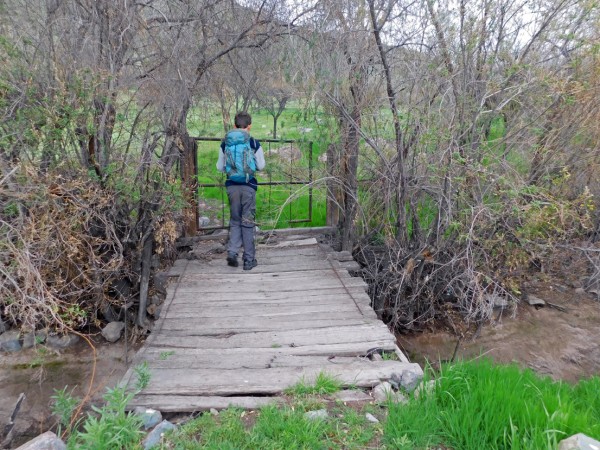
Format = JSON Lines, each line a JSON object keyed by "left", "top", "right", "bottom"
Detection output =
{"left": 326, "top": 143, "right": 342, "bottom": 227}
{"left": 180, "top": 135, "right": 198, "bottom": 236}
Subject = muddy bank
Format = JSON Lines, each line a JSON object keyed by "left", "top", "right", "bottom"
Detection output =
{"left": 0, "top": 338, "right": 139, "bottom": 448}
{"left": 397, "top": 285, "right": 600, "bottom": 382}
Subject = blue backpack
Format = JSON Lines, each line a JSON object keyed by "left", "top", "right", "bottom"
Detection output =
{"left": 224, "top": 129, "right": 257, "bottom": 183}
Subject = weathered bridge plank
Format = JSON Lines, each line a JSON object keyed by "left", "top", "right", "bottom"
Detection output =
{"left": 123, "top": 238, "right": 421, "bottom": 412}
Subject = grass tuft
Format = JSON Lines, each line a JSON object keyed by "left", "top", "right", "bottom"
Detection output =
{"left": 284, "top": 372, "right": 343, "bottom": 397}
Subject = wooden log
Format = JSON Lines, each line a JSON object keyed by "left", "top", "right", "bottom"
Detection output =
{"left": 127, "top": 395, "right": 283, "bottom": 412}
{"left": 136, "top": 361, "right": 421, "bottom": 396}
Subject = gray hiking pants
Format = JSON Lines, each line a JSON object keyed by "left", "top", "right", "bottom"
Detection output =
{"left": 226, "top": 184, "right": 256, "bottom": 262}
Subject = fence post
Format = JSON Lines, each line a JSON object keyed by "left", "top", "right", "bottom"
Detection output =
{"left": 326, "top": 143, "right": 342, "bottom": 227}
{"left": 181, "top": 135, "right": 198, "bottom": 236}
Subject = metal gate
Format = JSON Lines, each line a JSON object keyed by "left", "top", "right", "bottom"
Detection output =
{"left": 194, "top": 137, "right": 315, "bottom": 231}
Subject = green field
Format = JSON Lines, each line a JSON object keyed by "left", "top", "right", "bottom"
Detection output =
{"left": 192, "top": 105, "right": 331, "bottom": 229}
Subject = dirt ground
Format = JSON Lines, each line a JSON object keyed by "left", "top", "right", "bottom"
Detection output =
{"left": 398, "top": 282, "right": 600, "bottom": 382}
{"left": 0, "top": 337, "right": 139, "bottom": 448}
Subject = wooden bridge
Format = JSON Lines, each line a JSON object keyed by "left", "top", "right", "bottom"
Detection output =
{"left": 122, "top": 232, "right": 422, "bottom": 412}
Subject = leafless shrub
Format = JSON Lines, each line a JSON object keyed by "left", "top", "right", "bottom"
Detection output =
{"left": 0, "top": 171, "right": 130, "bottom": 332}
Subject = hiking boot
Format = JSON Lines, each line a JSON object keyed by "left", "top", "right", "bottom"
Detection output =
{"left": 226, "top": 254, "right": 239, "bottom": 267}
{"left": 243, "top": 259, "right": 258, "bottom": 271}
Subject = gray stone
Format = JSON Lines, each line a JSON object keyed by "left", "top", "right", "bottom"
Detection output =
{"left": 0, "top": 330, "right": 22, "bottom": 352}
{"left": 365, "top": 413, "right": 379, "bottom": 423}
{"left": 134, "top": 407, "right": 162, "bottom": 430}
{"left": 575, "top": 288, "right": 587, "bottom": 295}
{"left": 15, "top": 431, "right": 66, "bottom": 450}
{"left": 372, "top": 382, "right": 408, "bottom": 404}
{"left": 21, "top": 330, "right": 47, "bottom": 349}
{"left": 46, "top": 334, "right": 80, "bottom": 349}
{"left": 0, "top": 320, "right": 7, "bottom": 333}
{"left": 198, "top": 216, "right": 210, "bottom": 227}
{"left": 331, "top": 390, "right": 372, "bottom": 404}
{"left": 153, "top": 272, "right": 169, "bottom": 296}
{"left": 558, "top": 433, "right": 600, "bottom": 450}
{"left": 304, "top": 409, "right": 328, "bottom": 421}
{"left": 393, "top": 366, "right": 424, "bottom": 392}
{"left": 527, "top": 295, "right": 546, "bottom": 307}
{"left": 210, "top": 408, "right": 219, "bottom": 416}
{"left": 487, "top": 293, "right": 509, "bottom": 309}
{"left": 22, "top": 332, "right": 36, "bottom": 349}
{"left": 554, "top": 284, "right": 569, "bottom": 293}
{"left": 143, "top": 420, "right": 176, "bottom": 450}
{"left": 147, "top": 303, "right": 163, "bottom": 319}
{"left": 149, "top": 294, "right": 162, "bottom": 306}
{"left": 102, "top": 322, "right": 125, "bottom": 343}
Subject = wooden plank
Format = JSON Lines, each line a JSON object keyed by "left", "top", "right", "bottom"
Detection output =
{"left": 169, "top": 295, "right": 372, "bottom": 309}
{"left": 174, "top": 277, "right": 367, "bottom": 293}
{"left": 136, "top": 361, "right": 422, "bottom": 396}
{"left": 127, "top": 395, "right": 283, "bottom": 412}
{"left": 264, "top": 238, "right": 318, "bottom": 248}
{"left": 179, "top": 268, "right": 342, "bottom": 281}
{"left": 170, "top": 287, "right": 371, "bottom": 303}
{"left": 161, "top": 302, "right": 364, "bottom": 319}
{"left": 159, "top": 317, "right": 377, "bottom": 334}
{"left": 149, "top": 324, "right": 395, "bottom": 349}
{"left": 136, "top": 353, "right": 370, "bottom": 370}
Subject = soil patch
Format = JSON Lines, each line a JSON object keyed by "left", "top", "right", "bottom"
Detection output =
{"left": 398, "top": 283, "right": 600, "bottom": 382}
{"left": 0, "top": 337, "right": 140, "bottom": 448}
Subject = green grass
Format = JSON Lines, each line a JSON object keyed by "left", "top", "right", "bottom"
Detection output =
{"left": 284, "top": 372, "right": 343, "bottom": 397}
{"left": 196, "top": 127, "right": 329, "bottom": 229}
{"left": 163, "top": 403, "right": 377, "bottom": 450}
{"left": 385, "top": 359, "right": 600, "bottom": 450}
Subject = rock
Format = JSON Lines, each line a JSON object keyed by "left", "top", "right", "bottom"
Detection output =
{"left": 210, "top": 408, "right": 219, "bottom": 416}
{"left": 331, "top": 390, "right": 372, "bottom": 404}
{"left": 149, "top": 295, "right": 162, "bottom": 306}
{"left": 558, "top": 433, "right": 600, "bottom": 450}
{"left": 372, "top": 382, "right": 393, "bottom": 402}
{"left": 318, "top": 153, "right": 327, "bottom": 163}
{"left": 0, "top": 330, "right": 22, "bottom": 352}
{"left": 46, "top": 334, "right": 80, "bottom": 350}
{"left": 526, "top": 295, "right": 546, "bottom": 307}
{"left": 372, "top": 382, "right": 408, "bottom": 404}
{"left": 153, "top": 272, "right": 169, "bottom": 296}
{"left": 198, "top": 216, "right": 210, "bottom": 227}
{"left": 147, "top": 303, "right": 163, "bottom": 319}
{"left": 393, "top": 366, "right": 423, "bottom": 392}
{"left": 22, "top": 332, "right": 36, "bottom": 349}
{"left": 487, "top": 293, "right": 509, "bottom": 309}
{"left": 134, "top": 407, "right": 162, "bottom": 430}
{"left": 271, "top": 145, "right": 302, "bottom": 161}
{"left": 414, "top": 380, "right": 436, "bottom": 399}
{"left": 304, "top": 409, "right": 328, "bottom": 421}
{"left": 365, "top": 413, "right": 379, "bottom": 423}
{"left": 371, "top": 353, "right": 383, "bottom": 361}
{"left": 554, "top": 284, "right": 569, "bottom": 293}
{"left": 101, "top": 322, "right": 125, "bottom": 343}
{"left": 15, "top": 431, "right": 66, "bottom": 450}
{"left": 0, "top": 320, "right": 7, "bottom": 334}
{"left": 298, "top": 127, "right": 313, "bottom": 133}
{"left": 143, "top": 420, "right": 176, "bottom": 450}
{"left": 575, "top": 288, "right": 586, "bottom": 295}
{"left": 588, "top": 288, "right": 599, "bottom": 296}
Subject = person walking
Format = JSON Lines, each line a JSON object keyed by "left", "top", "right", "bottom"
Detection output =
{"left": 216, "top": 111, "right": 266, "bottom": 270}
